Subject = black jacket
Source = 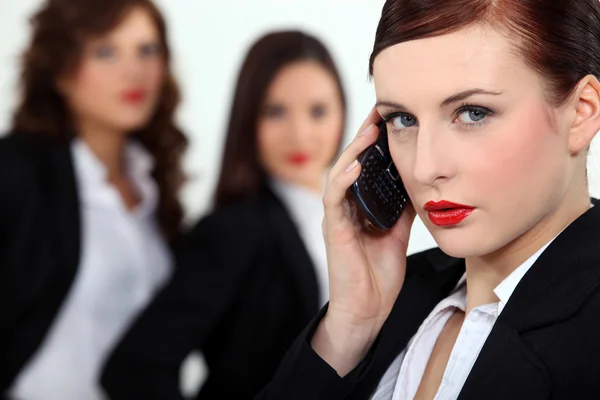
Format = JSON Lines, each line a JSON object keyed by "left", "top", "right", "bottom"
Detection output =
{"left": 255, "top": 198, "right": 600, "bottom": 400}
{"left": 0, "top": 133, "right": 84, "bottom": 394}
{"left": 101, "top": 187, "right": 322, "bottom": 399}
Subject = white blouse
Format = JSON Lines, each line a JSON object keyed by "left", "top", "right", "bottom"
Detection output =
{"left": 372, "top": 237, "right": 558, "bottom": 400}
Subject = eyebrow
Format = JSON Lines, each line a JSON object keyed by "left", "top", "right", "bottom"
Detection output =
{"left": 375, "top": 88, "right": 504, "bottom": 111}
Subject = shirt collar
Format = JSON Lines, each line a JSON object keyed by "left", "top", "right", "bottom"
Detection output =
{"left": 449, "top": 235, "right": 558, "bottom": 316}
{"left": 269, "top": 175, "right": 326, "bottom": 215}
{"left": 493, "top": 239, "right": 554, "bottom": 315}
{"left": 72, "top": 138, "right": 157, "bottom": 214}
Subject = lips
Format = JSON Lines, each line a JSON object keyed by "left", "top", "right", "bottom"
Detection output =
{"left": 122, "top": 89, "right": 146, "bottom": 103}
{"left": 423, "top": 200, "right": 475, "bottom": 227}
{"left": 287, "top": 153, "right": 310, "bottom": 165}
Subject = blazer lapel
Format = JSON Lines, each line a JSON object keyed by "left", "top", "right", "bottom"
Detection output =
{"left": 261, "top": 188, "right": 320, "bottom": 319}
{"left": 43, "top": 139, "right": 81, "bottom": 294}
{"left": 458, "top": 319, "right": 551, "bottom": 400}
{"left": 499, "top": 201, "right": 600, "bottom": 332}
{"left": 460, "top": 201, "right": 600, "bottom": 399}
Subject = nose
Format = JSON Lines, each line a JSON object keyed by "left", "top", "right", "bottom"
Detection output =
{"left": 122, "top": 52, "right": 146, "bottom": 80}
{"left": 411, "top": 123, "right": 454, "bottom": 187}
{"left": 288, "top": 114, "right": 314, "bottom": 147}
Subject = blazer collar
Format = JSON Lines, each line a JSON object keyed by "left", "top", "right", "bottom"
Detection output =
{"left": 42, "top": 137, "right": 81, "bottom": 280}
{"left": 259, "top": 187, "right": 320, "bottom": 318}
{"left": 499, "top": 199, "right": 600, "bottom": 331}
{"left": 458, "top": 200, "right": 600, "bottom": 398}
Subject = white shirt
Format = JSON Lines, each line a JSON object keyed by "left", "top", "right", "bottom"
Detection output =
{"left": 10, "top": 139, "right": 173, "bottom": 400}
{"left": 270, "top": 177, "right": 329, "bottom": 306}
{"left": 371, "top": 238, "right": 556, "bottom": 400}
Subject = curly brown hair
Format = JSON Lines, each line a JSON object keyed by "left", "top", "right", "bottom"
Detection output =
{"left": 11, "top": 0, "right": 187, "bottom": 243}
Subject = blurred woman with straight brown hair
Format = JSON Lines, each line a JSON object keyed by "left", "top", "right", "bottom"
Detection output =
{"left": 102, "top": 30, "right": 347, "bottom": 399}
{"left": 0, "top": 0, "right": 186, "bottom": 398}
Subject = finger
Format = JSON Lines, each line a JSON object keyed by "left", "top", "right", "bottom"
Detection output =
{"left": 389, "top": 201, "right": 417, "bottom": 248}
{"left": 357, "top": 106, "right": 381, "bottom": 135}
{"left": 327, "top": 123, "right": 378, "bottom": 183}
{"left": 328, "top": 107, "right": 382, "bottom": 179}
{"left": 323, "top": 157, "right": 363, "bottom": 238}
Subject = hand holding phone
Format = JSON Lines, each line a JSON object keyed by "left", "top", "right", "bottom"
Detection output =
{"left": 314, "top": 110, "right": 415, "bottom": 376}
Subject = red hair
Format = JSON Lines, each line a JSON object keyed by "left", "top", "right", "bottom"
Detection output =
{"left": 369, "top": 0, "right": 600, "bottom": 106}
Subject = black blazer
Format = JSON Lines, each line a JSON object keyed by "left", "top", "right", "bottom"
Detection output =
{"left": 256, "top": 198, "right": 600, "bottom": 400}
{"left": 0, "top": 133, "right": 82, "bottom": 393}
{"left": 101, "top": 187, "right": 321, "bottom": 399}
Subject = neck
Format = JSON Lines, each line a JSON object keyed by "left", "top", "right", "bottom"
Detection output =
{"left": 463, "top": 192, "right": 591, "bottom": 314}
{"left": 301, "top": 171, "right": 326, "bottom": 195}
{"left": 278, "top": 172, "right": 326, "bottom": 196}
{"left": 304, "top": 177, "right": 325, "bottom": 195}
{"left": 77, "top": 121, "right": 127, "bottom": 180}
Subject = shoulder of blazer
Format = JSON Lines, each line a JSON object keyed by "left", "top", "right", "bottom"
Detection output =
{"left": 181, "top": 187, "right": 288, "bottom": 244}
{"left": 174, "top": 193, "right": 273, "bottom": 265}
{"left": 0, "top": 132, "right": 52, "bottom": 211}
{"left": 0, "top": 131, "right": 76, "bottom": 232}
{"left": 0, "top": 132, "right": 47, "bottom": 181}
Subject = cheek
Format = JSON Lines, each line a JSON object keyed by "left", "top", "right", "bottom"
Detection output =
{"left": 145, "top": 61, "right": 165, "bottom": 92}
{"left": 73, "top": 64, "right": 114, "bottom": 99}
{"left": 471, "top": 105, "right": 564, "bottom": 197}
{"left": 315, "top": 116, "right": 343, "bottom": 159}
{"left": 257, "top": 122, "right": 284, "bottom": 167}
{"left": 389, "top": 136, "right": 418, "bottom": 194}
{"left": 64, "top": 64, "right": 119, "bottom": 117}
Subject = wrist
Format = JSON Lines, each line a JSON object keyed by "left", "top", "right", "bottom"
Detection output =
{"left": 310, "top": 310, "right": 381, "bottom": 376}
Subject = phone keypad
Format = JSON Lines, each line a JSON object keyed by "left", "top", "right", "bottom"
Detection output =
{"left": 357, "top": 151, "right": 408, "bottom": 225}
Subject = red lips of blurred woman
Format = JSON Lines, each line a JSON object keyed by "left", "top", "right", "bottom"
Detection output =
{"left": 287, "top": 152, "right": 310, "bottom": 165}
{"left": 121, "top": 89, "right": 147, "bottom": 104}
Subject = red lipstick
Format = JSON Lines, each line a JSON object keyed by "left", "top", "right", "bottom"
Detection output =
{"left": 423, "top": 200, "right": 475, "bottom": 227}
{"left": 287, "top": 152, "right": 310, "bottom": 165}
{"left": 122, "top": 89, "right": 146, "bottom": 103}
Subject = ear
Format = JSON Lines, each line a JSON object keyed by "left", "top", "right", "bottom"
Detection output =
{"left": 568, "top": 75, "right": 600, "bottom": 155}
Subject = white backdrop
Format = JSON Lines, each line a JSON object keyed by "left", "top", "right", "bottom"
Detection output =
{"left": 2, "top": 0, "right": 600, "bottom": 396}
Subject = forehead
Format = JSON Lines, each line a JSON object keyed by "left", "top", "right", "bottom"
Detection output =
{"left": 102, "top": 7, "right": 159, "bottom": 43}
{"left": 372, "top": 25, "right": 541, "bottom": 103}
{"left": 266, "top": 62, "right": 339, "bottom": 102}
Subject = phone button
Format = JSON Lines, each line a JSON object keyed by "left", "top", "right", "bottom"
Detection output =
{"left": 386, "top": 162, "right": 400, "bottom": 181}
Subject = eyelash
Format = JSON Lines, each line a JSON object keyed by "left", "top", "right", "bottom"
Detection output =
{"left": 381, "top": 103, "right": 495, "bottom": 134}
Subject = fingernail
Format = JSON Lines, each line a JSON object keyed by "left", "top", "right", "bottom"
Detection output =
{"left": 345, "top": 160, "right": 359, "bottom": 172}
{"left": 358, "top": 124, "right": 374, "bottom": 137}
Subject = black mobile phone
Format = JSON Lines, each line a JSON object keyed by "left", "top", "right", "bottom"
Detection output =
{"left": 349, "top": 121, "right": 409, "bottom": 230}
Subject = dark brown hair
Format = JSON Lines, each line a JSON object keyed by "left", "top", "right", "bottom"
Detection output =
{"left": 213, "top": 30, "right": 347, "bottom": 209}
{"left": 369, "top": 0, "right": 600, "bottom": 106}
{"left": 12, "top": 0, "right": 187, "bottom": 242}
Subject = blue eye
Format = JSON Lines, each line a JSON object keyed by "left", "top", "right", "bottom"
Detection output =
{"left": 263, "top": 104, "right": 285, "bottom": 119}
{"left": 140, "top": 43, "right": 161, "bottom": 57}
{"left": 391, "top": 114, "right": 417, "bottom": 129}
{"left": 311, "top": 104, "right": 327, "bottom": 119}
{"left": 95, "top": 45, "right": 115, "bottom": 59}
{"left": 454, "top": 105, "right": 494, "bottom": 127}
{"left": 457, "top": 109, "right": 486, "bottom": 123}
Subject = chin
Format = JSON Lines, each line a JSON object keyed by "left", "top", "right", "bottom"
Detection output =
{"left": 429, "top": 226, "right": 500, "bottom": 259}
{"left": 112, "top": 115, "right": 153, "bottom": 132}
